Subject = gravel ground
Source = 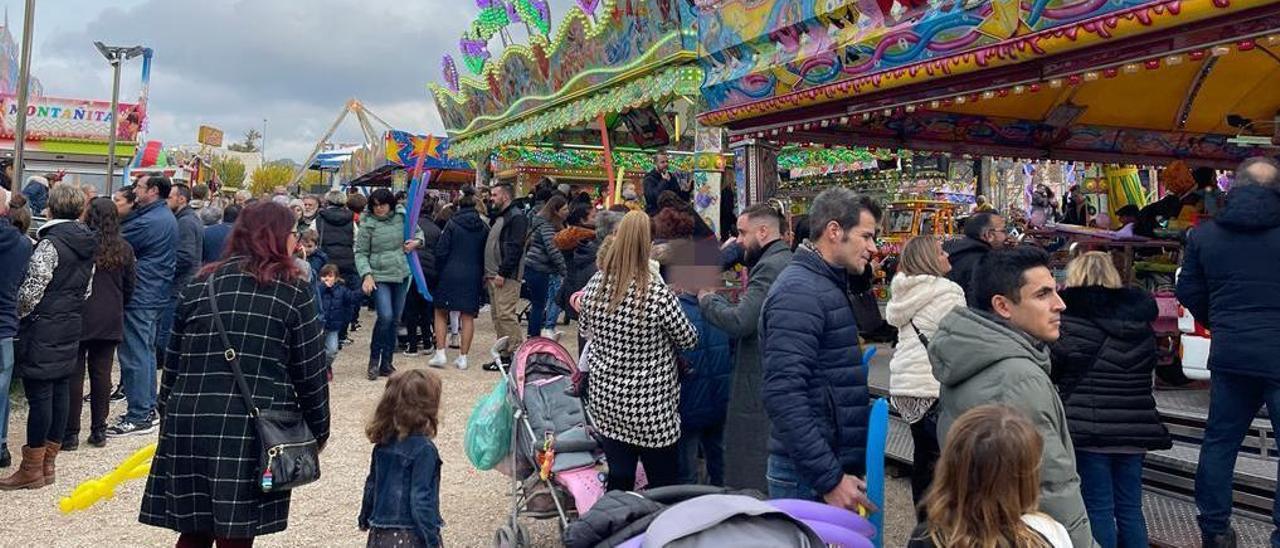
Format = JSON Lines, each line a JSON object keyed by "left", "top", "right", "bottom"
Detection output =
{"left": 2, "top": 309, "right": 915, "bottom": 546}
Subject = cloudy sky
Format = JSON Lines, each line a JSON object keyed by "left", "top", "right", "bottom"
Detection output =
{"left": 15, "top": 0, "right": 577, "bottom": 161}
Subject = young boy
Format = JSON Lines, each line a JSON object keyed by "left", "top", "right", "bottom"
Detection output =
{"left": 318, "top": 264, "right": 358, "bottom": 378}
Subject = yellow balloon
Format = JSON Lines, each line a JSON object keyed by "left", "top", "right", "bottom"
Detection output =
{"left": 59, "top": 443, "right": 156, "bottom": 514}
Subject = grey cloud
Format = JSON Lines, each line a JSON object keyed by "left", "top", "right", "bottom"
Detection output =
{"left": 28, "top": 0, "right": 596, "bottom": 160}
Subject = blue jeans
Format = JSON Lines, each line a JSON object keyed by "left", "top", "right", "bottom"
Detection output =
{"left": 119, "top": 307, "right": 162, "bottom": 423}
{"left": 370, "top": 281, "right": 409, "bottom": 364}
{"left": 524, "top": 268, "right": 552, "bottom": 338}
{"left": 1196, "top": 371, "right": 1280, "bottom": 546}
{"left": 154, "top": 295, "right": 179, "bottom": 366}
{"left": 677, "top": 422, "right": 726, "bottom": 486}
{"left": 324, "top": 330, "right": 340, "bottom": 367}
{"left": 544, "top": 274, "right": 563, "bottom": 330}
{"left": 767, "top": 454, "right": 822, "bottom": 501}
{"left": 0, "top": 338, "right": 13, "bottom": 446}
{"left": 1076, "top": 451, "right": 1147, "bottom": 548}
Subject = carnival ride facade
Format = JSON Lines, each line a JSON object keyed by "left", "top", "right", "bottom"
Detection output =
{"left": 0, "top": 32, "right": 152, "bottom": 193}
{"left": 694, "top": 0, "right": 1280, "bottom": 537}
{"left": 699, "top": 0, "right": 1278, "bottom": 209}
{"left": 432, "top": 0, "right": 733, "bottom": 234}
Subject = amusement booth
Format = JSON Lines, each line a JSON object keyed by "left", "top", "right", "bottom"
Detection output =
{"left": 696, "top": 0, "right": 1280, "bottom": 539}
{"left": 431, "top": 1, "right": 733, "bottom": 236}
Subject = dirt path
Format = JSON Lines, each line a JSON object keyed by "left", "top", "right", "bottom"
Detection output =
{"left": 2, "top": 310, "right": 914, "bottom": 546}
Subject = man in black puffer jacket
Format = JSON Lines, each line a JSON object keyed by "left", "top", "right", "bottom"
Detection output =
{"left": 1177, "top": 157, "right": 1280, "bottom": 547}
{"left": 760, "top": 188, "right": 880, "bottom": 511}
{"left": 944, "top": 212, "right": 1007, "bottom": 301}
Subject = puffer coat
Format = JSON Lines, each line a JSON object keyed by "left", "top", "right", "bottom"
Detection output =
{"left": 355, "top": 206, "right": 424, "bottom": 283}
{"left": 1051, "top": 286, "right": 1172, "bottom": 451}
{"left": 884, "top": 274, "right": 965, "bottom": 399}
{"left": 760, "top": 245, "right": 869, "bottom": 495}
{"left": 524, "top": 214, "right": 567, "bottom": 275}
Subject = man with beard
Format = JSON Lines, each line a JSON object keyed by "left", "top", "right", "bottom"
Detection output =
{"left": 482, "top": 183, "right": 529, "bottom": 370}
{"left": 643, "top": 153, "right": 686, "bottom": 216}
{"left": 944, "top": 212, "right": 1007, "bottom": 301}
{"left": 698, "top": 203, "right": 792, "bottom": 492}
{"left": 297, "top": 194, "right": 321, "bottom": 233}
{"left": 760, "top": 188, "right": 881, "bottom": 513}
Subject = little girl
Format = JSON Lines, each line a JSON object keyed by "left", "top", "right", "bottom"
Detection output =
{"left": 359, "top": 370, "right": 444, "bottom": 547}
{"left": 910, "top": 405, "right": 1073, "bottom": 548}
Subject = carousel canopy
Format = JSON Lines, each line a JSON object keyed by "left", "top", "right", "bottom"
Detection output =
{"left": 696, "top": 0, "right": 1280, "bottom": 166}
{"left": 431, "top": 1, "right": 702, "bottom": 158}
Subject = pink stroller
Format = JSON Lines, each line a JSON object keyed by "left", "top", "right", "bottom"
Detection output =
{"left": 488, "top": 336, "right": 607, "bottom": 547}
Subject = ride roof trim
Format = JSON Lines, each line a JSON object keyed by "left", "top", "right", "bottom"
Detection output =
{"left": 697, "top": 0, "right": 1277, "bottom": 126}
{"left": 430, "top": 0, "right": 700, "bottom": 158}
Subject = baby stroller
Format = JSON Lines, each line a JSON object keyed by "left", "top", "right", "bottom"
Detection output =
{"left": 488, "top": 336, "right": 607, "bottom": 548}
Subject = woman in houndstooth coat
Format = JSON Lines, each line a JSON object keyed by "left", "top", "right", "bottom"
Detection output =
{"left": 140, "top": 202, "right": 330, "bottom": 544}
{"left": 578, "top": 211, "right": 697, "bottom": 493}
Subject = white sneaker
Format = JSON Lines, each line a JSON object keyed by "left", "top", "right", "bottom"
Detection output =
{"left": 540, "top": 328, "right": 556, "bottom": 339}
{"left": 454, "top": 355, "right": 469, "bottom": 370}
{"left": 428, "top": 350, "right": 447, "bottom": 368}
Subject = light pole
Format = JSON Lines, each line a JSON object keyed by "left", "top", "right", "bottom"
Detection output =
{"left": 95, "top": 41, "right": 145, "bottom": 192}
{"left": 261, "top": 118, "right": 268, "bottom": 164}
{"left": 13, "top": 0, "right": 36, "bottom": 190}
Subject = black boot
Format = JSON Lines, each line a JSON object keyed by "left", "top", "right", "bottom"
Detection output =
{"left": 0, "top": 444, "right": 9, "bottom": 468}
{"left": 60, "top": 434, "right": 79, "bottom": 452}
{"left": 87, "top": 428, "right": 107, "bottom": 448}
{"left": 367, "top": 358, "right": 379, "bottom": 381}
{"left": 1202, "top": 529, "right": 1237, "bottom": 548}
{"left": 379, "top": 353, "right": 395, "bottom": 377}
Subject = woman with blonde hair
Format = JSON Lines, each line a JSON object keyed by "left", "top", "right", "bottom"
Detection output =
{"left": 884, "top": 235, "right": 966, "bottom": 515}
{"left": 1051, "top": 252, "right": 1169, "bottom": 548}
{"left": 577, "top": 210, "right": 697, "bottom": 490}
{"left": 910, "top": 405, "right": 1073, "bottom": 547}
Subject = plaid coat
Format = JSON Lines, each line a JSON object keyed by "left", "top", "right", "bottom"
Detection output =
{"left": 140, "top": 262, "right": 330, "bottom": 538}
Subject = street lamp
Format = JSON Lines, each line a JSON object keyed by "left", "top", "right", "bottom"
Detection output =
{"left": 95, "top": 41, "right": 146, "bottom": 192}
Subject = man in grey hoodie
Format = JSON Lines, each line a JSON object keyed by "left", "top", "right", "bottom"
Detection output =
{"left": 928, "top": 246, "right": 1095, "bottom": 547}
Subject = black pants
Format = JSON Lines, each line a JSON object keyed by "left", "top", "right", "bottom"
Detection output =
{"left": 341, "top": 270, "right": 362, "bottom": 339}
{"left": 67, "top": 340, "right": 117, "bottom": 440}
{"left": 909, "top": 410, "right": 941, "bottom": 521}
{"left": 601, "top": 435, "right": 679, "bottom": 491}
{"left": 401, "top": 287, "right": 434, "bottom": 352}
{"left": 24, "top": 375, "right": 70, "bottom": 448}
{"left": 175, "top": 533, "right": 254, "bottom": 548}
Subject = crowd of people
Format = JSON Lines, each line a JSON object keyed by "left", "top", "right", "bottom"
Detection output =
{"left": 0, "top": 153, "right": 1276, "bottom": 547}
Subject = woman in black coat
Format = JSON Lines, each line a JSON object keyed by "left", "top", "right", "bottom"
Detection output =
{"left": 65, "top": 197, "right": 136, "bottom": 450}
{"left": 400, "top": 199, "right": 442, "bottom": 355}
{"left": 429, "top": 192, "right": 489, "bottom": 369}
{"left": 0, "top": 184, "right": 95, "bottom": 491}
{"left": 1050, "top": 252, "right": 1171, "bottom": 548}
{"left": 140, "top": 202, "right": 329, "bottom": 544}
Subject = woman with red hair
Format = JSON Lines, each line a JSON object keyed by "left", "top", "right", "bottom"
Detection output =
{"left": 140, "top": 201, "right": 330, "bottom": 547}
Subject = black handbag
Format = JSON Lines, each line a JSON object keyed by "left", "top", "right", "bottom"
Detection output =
{"left": 205, "top": 276, "right": 321, "bottom": 493}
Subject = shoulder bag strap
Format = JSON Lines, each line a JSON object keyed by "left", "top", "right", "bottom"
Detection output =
{"left": 205, "top": 275, "right": 259, "bottom": 417}
{"left": 909, "top": 319, "right": 930, "bottom": 347}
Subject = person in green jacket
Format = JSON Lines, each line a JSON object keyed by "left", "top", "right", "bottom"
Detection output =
{"left": 928, "top": 246, "right": 1097, "bottom": 548}
{"left": 355, "top": 189, "right": 423, "bottom": 381}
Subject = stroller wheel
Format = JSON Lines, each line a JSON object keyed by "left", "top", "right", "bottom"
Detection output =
{"left": 493, "top": 525, "right": 516, "bottom": 548}
{"left": 515, "top": 523, "right": 530, "bottom": 547}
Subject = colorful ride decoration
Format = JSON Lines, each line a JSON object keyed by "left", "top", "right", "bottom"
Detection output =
{"left": 695, "top": 0, "right": 1280, "bottom": 166}
{"left": 431, "top": 0, "right": 700, "bottom": 158}
{"left": 384, "top": 130, "right": 475, "bottom": 297}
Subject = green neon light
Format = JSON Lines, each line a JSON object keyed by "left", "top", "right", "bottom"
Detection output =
{"left": 436, "top": 33, "right": 688, "bottom": 136}
{"left": 435, "top": 4, "right": 602, "bottom": 103}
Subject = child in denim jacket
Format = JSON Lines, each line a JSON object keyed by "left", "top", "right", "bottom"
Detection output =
{"left": 359, "top": 369, "right": 444, "bottom": 547}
